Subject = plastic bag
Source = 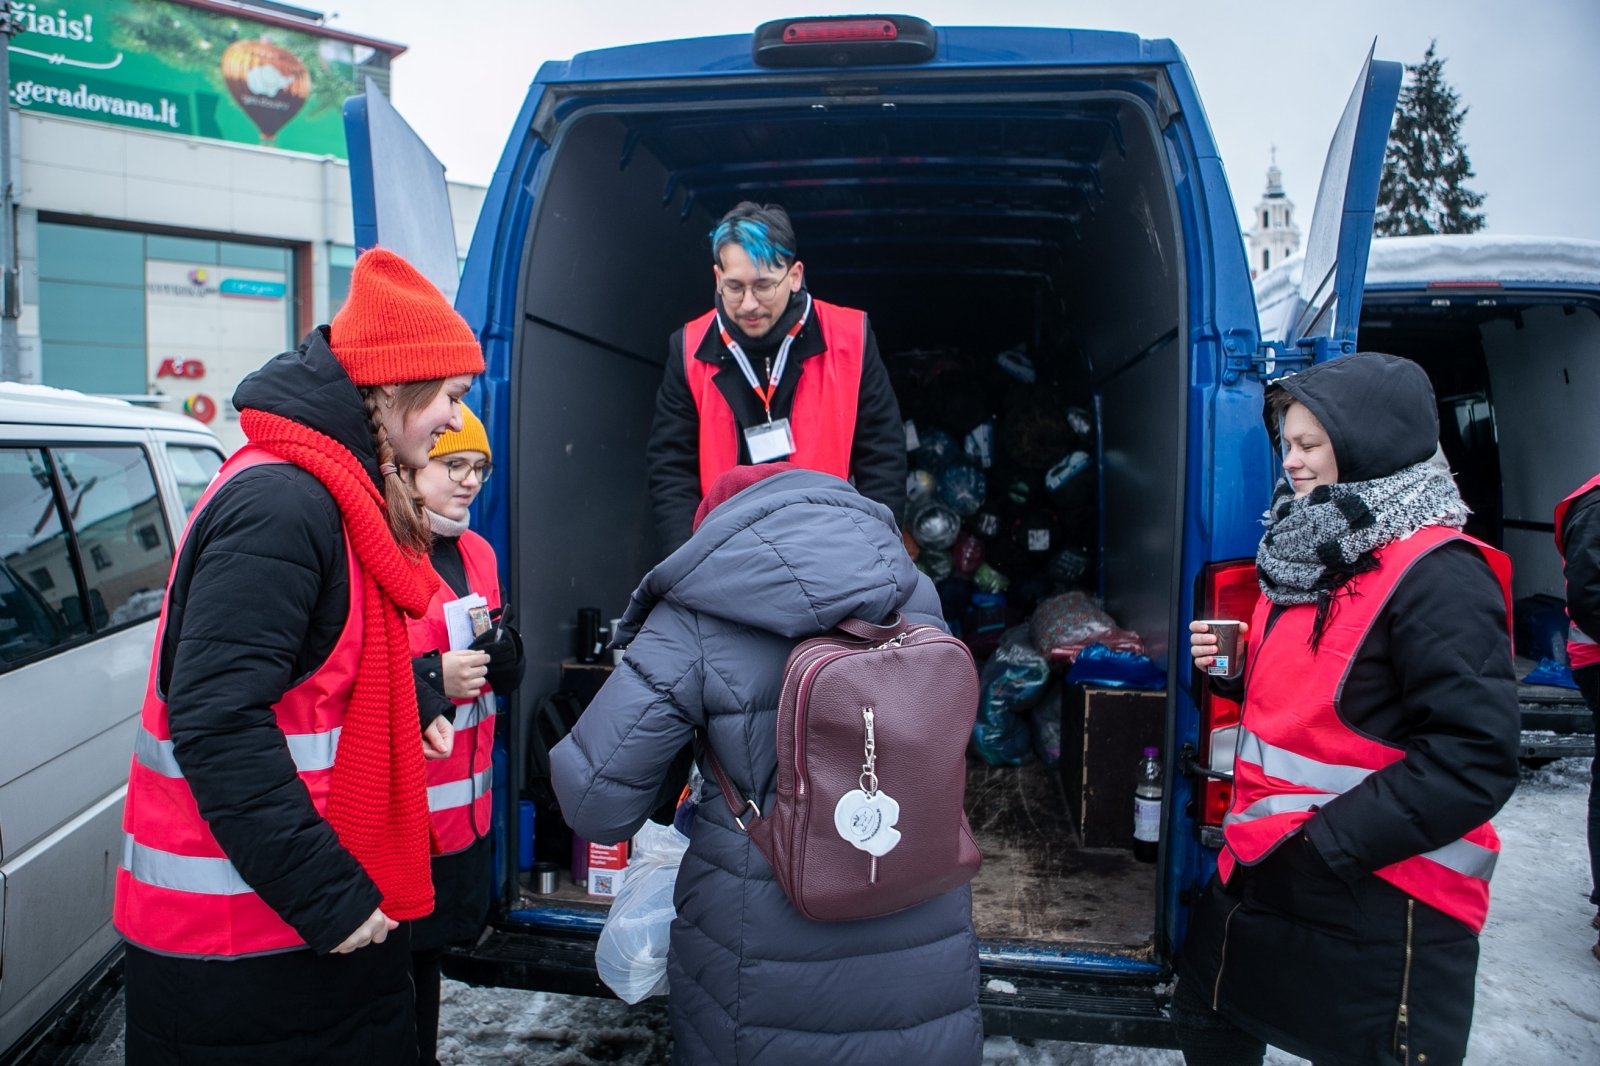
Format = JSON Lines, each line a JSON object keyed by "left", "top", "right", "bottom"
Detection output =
{"left": 1521, "top": 657, "right": 1579, "bottom": 690}
{"left": 594, "top": 821, "right": 688, "bottom": 1004}
{"left": 1031, "top": 590, "right": 1145, "bottom": 665}
{"left": 1066, "top": 643, "right": 1167, "bottom": 690}
{"left": 971, "top": 625, "right": 1051, "bottom": 766}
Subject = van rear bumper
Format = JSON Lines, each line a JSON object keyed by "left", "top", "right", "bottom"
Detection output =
{"left": 442, "top": 926, "right": 1176, "bottom": 1047}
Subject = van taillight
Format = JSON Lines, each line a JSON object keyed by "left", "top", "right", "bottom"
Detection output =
{"left": 783, "top": 19, "right": 897, "bottom": 43}
{"left": 1197, "top": 560, "right": 1257, "bottom": 827}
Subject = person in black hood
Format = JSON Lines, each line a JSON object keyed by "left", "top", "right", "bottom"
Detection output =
{"left": 1175, "top": 352, "right": 1520, "bottom": 1066}
{"left": 115, "top": 248, "right": 485, "bottom": 1064}
{"left": 646, "top": 201, "right": 907, "bottom": 558}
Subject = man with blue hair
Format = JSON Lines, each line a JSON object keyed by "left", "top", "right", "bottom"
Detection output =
{"left": 647, "top": 201, "right": 907, "bottom": 556}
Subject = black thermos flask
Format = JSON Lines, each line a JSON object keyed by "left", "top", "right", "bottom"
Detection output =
{"left": 575, "top": 607, "right": 602, "bottom": 663}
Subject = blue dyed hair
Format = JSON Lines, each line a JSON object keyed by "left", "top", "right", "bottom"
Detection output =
{"left": 709, "top": 202, "right": 796, "bottom": 271}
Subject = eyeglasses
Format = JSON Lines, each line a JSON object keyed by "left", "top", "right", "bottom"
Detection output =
{"left": 439, "top": 458, "right": 493, "bottom": 484}
{"left": 717, "top": 263, "right": 794, "bottom": 304}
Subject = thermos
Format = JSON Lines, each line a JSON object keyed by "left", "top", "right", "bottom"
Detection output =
{"left": 575, "top": 607, "right": 602, "bottom": 663}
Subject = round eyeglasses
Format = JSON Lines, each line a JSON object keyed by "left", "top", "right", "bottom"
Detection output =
{"left": 717, "top": 263, "right": 794, "bottom": 304}
{"left": 439, "top": 458, "right": 493, "bottom": 484}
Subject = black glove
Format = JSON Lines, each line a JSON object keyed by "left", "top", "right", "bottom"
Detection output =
{"left": 469, "top": 620, "right": 525, "bottom": 690}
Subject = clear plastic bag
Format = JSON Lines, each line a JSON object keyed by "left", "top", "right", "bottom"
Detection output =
{"left": 594, "top": 820, "right": 689, "bottom": 1003}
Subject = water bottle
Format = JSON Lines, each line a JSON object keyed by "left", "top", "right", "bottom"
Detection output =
{"left": 1133, "top": 746, "right": 1162, "bottom": 863}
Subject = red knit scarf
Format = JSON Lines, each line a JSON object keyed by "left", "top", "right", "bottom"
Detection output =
{"left": 241, "top": 408, "right": 439, "bottom": 920}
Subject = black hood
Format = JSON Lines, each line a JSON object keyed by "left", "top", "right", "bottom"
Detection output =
{"left": 1267, "top": 351, "right": 1439, "bottom": 484}
{"left": 231, "top": 328, "right": 382, "bottom": 485}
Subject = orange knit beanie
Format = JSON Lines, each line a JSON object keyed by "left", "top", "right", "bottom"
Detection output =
{"left": 329, "top": 248, "right": 485, "bottom": 385}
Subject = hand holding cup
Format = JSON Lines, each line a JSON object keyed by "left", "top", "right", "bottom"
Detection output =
{"left": 1190, "top": 619, "right": 1248, "bottom": 678}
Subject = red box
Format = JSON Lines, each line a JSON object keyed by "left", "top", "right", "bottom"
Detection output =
{"left": 574, "top": 839, "right": 629, "bottom": 897}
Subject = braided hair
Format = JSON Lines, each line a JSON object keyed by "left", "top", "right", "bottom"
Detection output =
{"left": 361, "top": 382, "right": 437, "bottom": 556}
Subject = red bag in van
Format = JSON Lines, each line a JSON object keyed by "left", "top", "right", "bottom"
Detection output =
{"left": 706, "top": 615, "right": 982, "bottom": 922}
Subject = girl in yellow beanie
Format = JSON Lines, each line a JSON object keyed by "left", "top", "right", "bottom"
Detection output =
{"left": 405, "top": 405, "right": 525, "bottom": 1066}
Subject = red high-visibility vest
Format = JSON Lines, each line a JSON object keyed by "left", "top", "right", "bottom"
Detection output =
{"left": 406, "top": 529, "right": 501, "bottom": 854}
{"left": 683, "top": 299, "right": 864, "bottom": 495}
{"left": 1555, "top": 474, "right": 1600, "bottom": 671}
{"left": 115, "top": 446, "right": 367, "bottom": 957}
{"left": 1218, "top": 525, "right": 1512, "bottom": 932}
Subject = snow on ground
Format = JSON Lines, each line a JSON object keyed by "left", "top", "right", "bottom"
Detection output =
{"left": 438, "top": 759, "right": 1600, "bottom": 1065}
{"left": 18, "top": 761, "right": 1596, "bottom": 1065}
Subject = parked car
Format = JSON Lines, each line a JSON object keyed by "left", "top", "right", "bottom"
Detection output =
{"left": 344, "top": 14, "right": 1404, "bottom": 1045}
{"left": 1256, "top": 234, "right": 1600, "bottom": 761}
{"left": 0, "top": 385, "right": 222, "bottom": 1063}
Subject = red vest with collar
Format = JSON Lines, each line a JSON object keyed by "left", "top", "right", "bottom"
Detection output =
{"left": 1218, "top": 525, "right": 1512, "bottom": 932}
{"left": 682, "top": 299, "right": 865, "bottom": 495}
{"left": 406, "top": 529, "right": 501, "bottom": 854}
{"left": 1555, "top": 474, "right": 1600, "bottom": 671}
{"left": 115, "top": 446, "right": 366, "bottom": 958}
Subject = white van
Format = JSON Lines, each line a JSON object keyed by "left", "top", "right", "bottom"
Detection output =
{"left": 0, "top": 385, "right": 222, "bottom": 1062}
{"left": 1256, "top": 234, "right": 1600, "bottom": 759}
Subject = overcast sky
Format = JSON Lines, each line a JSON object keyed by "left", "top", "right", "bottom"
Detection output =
{"left": 320, "top": 0, "right": 1600, "bottom": 240}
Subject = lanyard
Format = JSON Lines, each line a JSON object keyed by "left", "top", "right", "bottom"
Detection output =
{"left": 715, "top": 293, "right": 813, "bottom": 422}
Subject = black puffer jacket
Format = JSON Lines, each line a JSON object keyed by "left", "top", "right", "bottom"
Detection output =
{"left": 1179, "top": 353, "right": 1520, "bottom": 1066}
{"left": 552, "top": 469, "right": 981, "bottom": 1066}
{"left": 158, "top": 329, "right": 387, "bottom": 953}
{"left": 646, "top": 291, "right": 907, "bottom": 557}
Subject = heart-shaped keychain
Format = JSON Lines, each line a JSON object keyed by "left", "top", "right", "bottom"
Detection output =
{"left": 834, "top": 788, "right": 902, "bottom": 857}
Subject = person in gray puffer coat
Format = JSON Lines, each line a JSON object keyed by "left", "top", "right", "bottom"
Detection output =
{"left": 551, "top": 464, "right": 982, "bottom": 1066}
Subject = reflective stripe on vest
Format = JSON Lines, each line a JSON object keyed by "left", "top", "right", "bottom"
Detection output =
{"left": 407, "top": 529, "right": 501, "bottom": 853}
{"left": 134, "top": 725, "right": 341, "bottom": 777}
{"left": 682, "top": 299, "right": 865, "bottom": 496}
{"left": 114, "top": 446, "right": 366, "bottom": 959}
{"left": 1219, "top": 525, "right": 1511, "bottom": 932}
{"left": 1555, "top": 474, "right": 1600, "bottom": 671}
{"left": 428, "top": 765, "right": 494, "bottom": 813}
{"left": 1227, "top": 730, "right": 1499, "bottom": 882}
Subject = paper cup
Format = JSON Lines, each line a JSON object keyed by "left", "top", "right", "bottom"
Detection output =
{"left": 1197, "top": 619, "right": 1243, "bottom": 678}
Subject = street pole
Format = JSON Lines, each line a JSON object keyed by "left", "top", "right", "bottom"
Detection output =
{"left": 0, "top": 5, "right": 17, "bottom": 383}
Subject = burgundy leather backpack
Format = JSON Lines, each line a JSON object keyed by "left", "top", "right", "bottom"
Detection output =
{"left": 707, "top": 614, "right": 982, "bottom": 922}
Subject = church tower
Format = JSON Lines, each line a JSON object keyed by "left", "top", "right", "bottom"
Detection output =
{"left": 1247, "top": 149, "right": 1301, "bottom": 278}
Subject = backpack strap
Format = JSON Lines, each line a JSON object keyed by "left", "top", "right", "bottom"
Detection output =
{"left": 701, "top": 742, "right": 761, "bottom": 831}
{"left": 834, "top": 613, "right": 908, "bottom": 642}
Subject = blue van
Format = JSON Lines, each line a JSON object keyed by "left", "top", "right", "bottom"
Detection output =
{"left": 345, "top": 15, "right": 1402, "bottom": 1044}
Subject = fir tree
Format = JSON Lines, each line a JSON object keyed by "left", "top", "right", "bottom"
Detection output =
{"left": 1375, "top": 42, "right": 1486, "bottom": 235}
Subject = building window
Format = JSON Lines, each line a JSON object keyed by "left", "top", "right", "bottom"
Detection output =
{"left": 136, "top": 524, "right": 162, "bottom": 550}
{"left": 90, "top": 545, "right": 113, "bottom": 571}
{"left": 30, "top": 567, "right": 55, "bottom": 591}
{"left": 1263, "top": 210, "right": 1270, "bottom": 228}
{"left": 38, "top": 223, "right": 147, "bottom": 394}
{"left": 1263, "top": 249, "right": 1271, "bottom": 271}
{"left": 53, "top": 447, "right": 173, "bottom": 629}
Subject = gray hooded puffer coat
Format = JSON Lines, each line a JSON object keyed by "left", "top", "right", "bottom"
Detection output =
{"left": 551, "top": 469, "right": 982, "bottom": 1066}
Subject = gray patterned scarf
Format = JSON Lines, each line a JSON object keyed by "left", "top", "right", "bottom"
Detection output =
{"left": 1256, "top": 458, "right": 1470, "bottom": 646}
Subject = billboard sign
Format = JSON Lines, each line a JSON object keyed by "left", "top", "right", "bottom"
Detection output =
{"left": 8, "top": 0, "right": 393, "bottom": 157}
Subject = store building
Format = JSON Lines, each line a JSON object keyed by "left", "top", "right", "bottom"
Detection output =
{"left": 9, "top": 0, "right": 485, "bottom": 451}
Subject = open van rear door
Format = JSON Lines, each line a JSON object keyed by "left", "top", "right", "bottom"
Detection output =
{"left": 1263, "top": 45, "right": 1402, "bottom": 363}
{"left": 343, "top": 77, "right": 461, "bottom": 305}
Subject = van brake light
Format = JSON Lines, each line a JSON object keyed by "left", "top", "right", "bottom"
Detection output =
{"left": 783, "top": 19, "right": 897, "bottom": 43}
{"left": 753, "top": 14, "right": 936, "bottom": 67}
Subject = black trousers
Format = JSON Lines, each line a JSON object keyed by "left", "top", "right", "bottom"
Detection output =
{"left": 125, "top": 929, "right": 415, "bottom": 1065}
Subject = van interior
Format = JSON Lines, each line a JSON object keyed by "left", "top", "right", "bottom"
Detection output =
{"left": 506, "top": 78, "right": 1188, "bottom": 960}
{"left": 1360, "top": 287, "right": 1600, "bottom": 690}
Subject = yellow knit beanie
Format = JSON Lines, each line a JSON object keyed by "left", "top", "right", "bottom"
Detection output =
{"left": 430, "top": 404, "right": 490, "bottom": 461}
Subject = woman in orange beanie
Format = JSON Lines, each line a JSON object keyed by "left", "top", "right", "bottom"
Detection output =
{"left": 405, "top": 405, "right": 524, "bottom": 1066}
{"left": 115, "top": 247, "right": 485, "bottom": 1064}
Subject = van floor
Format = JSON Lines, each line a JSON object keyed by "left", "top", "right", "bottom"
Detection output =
{"left": 965, "top": 760, "right": 1157, "bottom": 951}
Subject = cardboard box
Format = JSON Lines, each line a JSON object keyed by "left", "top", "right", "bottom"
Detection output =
{"left": 582, "top": 840, "right": 629, "bottom": 897}
{"left": 1060, "top": 686, "right": 1165, "bottom": 848}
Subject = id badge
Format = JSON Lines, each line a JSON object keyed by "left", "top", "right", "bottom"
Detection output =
{"left": 744, "top": 418, "right": 795, "bottom": 463}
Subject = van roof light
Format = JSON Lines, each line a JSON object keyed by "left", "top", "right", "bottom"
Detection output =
{"left": 784, "top": 19, "right": 897, "bottom": 43}
{"left": 1425, "top": 280, "right": 1503, "bottom": 290}
{"left": 753, "top": 14, "right": 937, "bottom": 68}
